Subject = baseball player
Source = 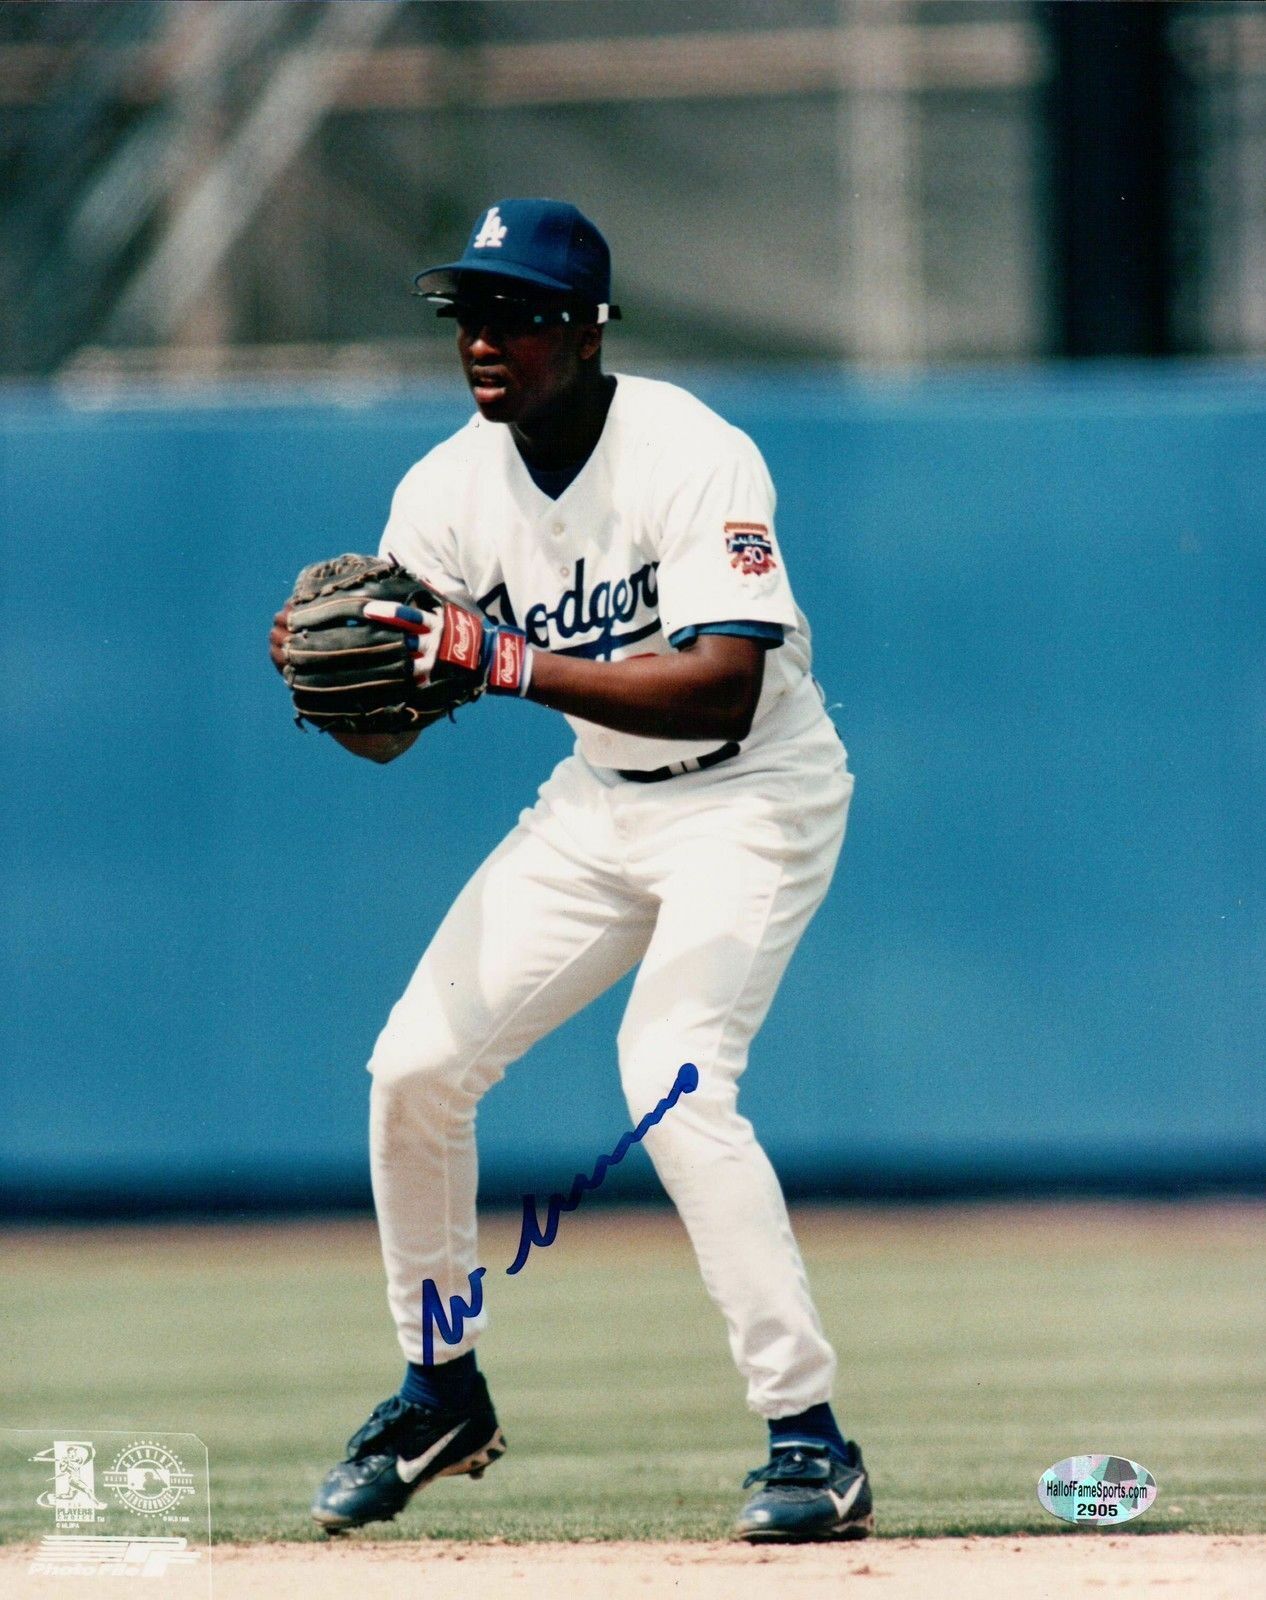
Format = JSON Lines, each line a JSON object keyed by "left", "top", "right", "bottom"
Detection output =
{"left": 271, "top": 199, "right": 872, "bottom": 1542}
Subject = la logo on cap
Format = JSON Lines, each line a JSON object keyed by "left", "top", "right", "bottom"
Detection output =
{"left": 473, "top": 207, "right": 507, "bottom": 250}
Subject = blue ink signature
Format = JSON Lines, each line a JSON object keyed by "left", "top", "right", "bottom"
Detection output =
{"left": 420, "top": 1268, "right": 485, "bottom": 1367}
{"left": 506, "top": 1061, "right": 698, "bottom": 1275}
{"left": 419, "top": 1063, "right": 698, "bottom": 1364}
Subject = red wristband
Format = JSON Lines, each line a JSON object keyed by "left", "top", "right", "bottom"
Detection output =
{"left": 487, "top": 629, "right": 530, "bottom": 695}
{"left": 436, "top": 603, "right": 484, "bottom": 673}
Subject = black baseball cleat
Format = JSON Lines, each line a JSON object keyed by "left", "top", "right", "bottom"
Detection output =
{"left": 734, "top": 1440, "right": 874, "bottom": 1542}
{"left": 311, "top": 1376, "right": 506, "bottom": 1532}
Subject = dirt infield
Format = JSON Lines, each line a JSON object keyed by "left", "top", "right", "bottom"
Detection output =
{"left": 7, "top": 1534, "right": 1261, "bottom": 1600}
{"left": 149, "top": 1534, "right": 1266, "bottom": 1599}
{"left": 210, "top": 1536, "right": 1266, "bottom": 1600}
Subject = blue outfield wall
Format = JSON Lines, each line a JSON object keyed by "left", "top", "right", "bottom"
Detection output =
{"left": 1, "top": 366, "right": 1263, "bottom": 1209}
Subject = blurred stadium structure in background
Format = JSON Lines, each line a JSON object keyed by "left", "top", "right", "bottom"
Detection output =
{"left": 2, "top": 0, "right": 1265, "bottom": 380}
{"left": 3, "top": 2, "right": 1264, "bottom": 1215}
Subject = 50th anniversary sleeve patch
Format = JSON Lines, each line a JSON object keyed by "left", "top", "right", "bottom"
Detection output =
{"left": 724, "top": 522, "right": 777, "bottom": 576}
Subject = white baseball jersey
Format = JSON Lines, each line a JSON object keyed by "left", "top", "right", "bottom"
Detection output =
{"left": 367, "top": 374, "right": 853, "bottom": 1416}
{"left": 380, "top": 373, "right": 825, "bottom": 771}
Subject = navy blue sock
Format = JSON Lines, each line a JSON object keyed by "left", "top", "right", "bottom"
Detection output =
{"left": 400, "top": 1351, "right": 477, "bottom": 1411}
{"left": 769, "top": 1402, "right": 849, "bottom": 1463}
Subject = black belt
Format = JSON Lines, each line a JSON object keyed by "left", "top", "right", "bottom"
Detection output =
{"left": 616, "top": 742, "right": 741, "bottom": 783}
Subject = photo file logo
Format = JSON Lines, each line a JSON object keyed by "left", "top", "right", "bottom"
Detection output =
{"left": 30, "top": 1533, "right": 202, "bottom": 1578}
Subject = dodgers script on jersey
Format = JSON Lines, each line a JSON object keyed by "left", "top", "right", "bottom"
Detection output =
{"left": 380, "top": 374, "right": 822, "bottom": 770}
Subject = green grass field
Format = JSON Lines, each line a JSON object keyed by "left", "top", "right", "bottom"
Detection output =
{"left": 2, "top": 1203, "right": 1263, "bottom": 1543}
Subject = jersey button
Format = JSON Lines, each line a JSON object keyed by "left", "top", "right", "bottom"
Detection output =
{"left": 552, "top": 520, "right": 565, "bottom": 536}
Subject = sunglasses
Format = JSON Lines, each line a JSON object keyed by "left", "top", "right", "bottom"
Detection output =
{"left": 430, "top": 297, "right": 581, "bottom": 335}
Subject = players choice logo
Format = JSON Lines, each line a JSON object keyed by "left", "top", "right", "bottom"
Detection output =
{"left": 32, "top": 1440, "right": 108, "bottom": 1522}
{"left": 102, "top": 1440, "right": 198, "bottom": 1517}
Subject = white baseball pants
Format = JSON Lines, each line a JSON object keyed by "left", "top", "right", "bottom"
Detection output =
{"left": 367, "top": 715, "right": 852, "bottom": 1418}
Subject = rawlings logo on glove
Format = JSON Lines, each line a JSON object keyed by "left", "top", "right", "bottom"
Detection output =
{"left": 277, "top": 553, "right": 531, "bottom": 736}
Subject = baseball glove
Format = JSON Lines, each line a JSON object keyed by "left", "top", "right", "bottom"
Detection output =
{"left": 280, "top": 553, "right": 510, "bottom": 735}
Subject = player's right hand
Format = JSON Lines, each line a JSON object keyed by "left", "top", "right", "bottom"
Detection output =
{"left": 362, "top": 600, "right": 439, "bottom": 681}
{"left": 269, "top": 606, "right": 291, "bottom": 676}
{"left": 366, "top": 597, "right": 531, "bottom": 697}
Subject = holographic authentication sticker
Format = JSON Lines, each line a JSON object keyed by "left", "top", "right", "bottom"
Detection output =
{"left": 1038, "top": 1454, "right": 1157, "bottom": 1526}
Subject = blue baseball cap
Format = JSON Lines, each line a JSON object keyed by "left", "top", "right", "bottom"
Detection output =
{"left": 413, "top": 198, "right": 620, "bottom": 319}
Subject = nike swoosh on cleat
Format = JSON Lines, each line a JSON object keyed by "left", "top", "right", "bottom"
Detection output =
{"left": 828, "top": 1478, "right": 865, "bottom": 1521}
{"left": 396, "top": 1424, "right": 464, "bottom": 1484}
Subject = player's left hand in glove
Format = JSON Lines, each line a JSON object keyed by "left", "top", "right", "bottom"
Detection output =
{"left": 273, "top": 553, "right": 532, "bottom": 735}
